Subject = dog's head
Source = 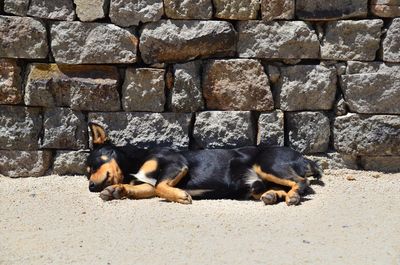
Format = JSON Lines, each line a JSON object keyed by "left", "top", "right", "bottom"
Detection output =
{"left": 86, "top": 123, "right": 124, "bottom": 192}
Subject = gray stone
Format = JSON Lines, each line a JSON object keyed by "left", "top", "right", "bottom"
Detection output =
{"left": 334, "top": 95, "right": 348, "bottom": 116}
{"left": 305, "top": 153, "right": 359, "bottom": 170}
{"left": 340, "top": 62, "right": 400, "bottom": 114}
{"left": 276, "top": 64, "right": 337, "bottom": 111}
{"left": 24, "top": 64, "right": 120, "bottom": 111}
{"left": 74, "top": 0, "right": 108, "bottom": 21}
{"left": 321, "top": 20, "right": 383, "bottom": 61}
{"left": 88, "top": 112, "right": 191, "bottom": 150}
{"left": 27, "top": 0, "right": 75, "bottom": 20}
{"left": 203, "top": 59, "right": 274, "bottom": 111}
{"left": 360, "top": 156, "right": 400, "bottom": 172}
{"left": 382, "top": 18, "right": 400, "bottom": 63}
{"left": 169, "top": 61, "right": 204, "bottom": 112}
{"left": 266, "top": 64, "right": 280, "bottom": 84}
{"left": 371, "top": 0, "right": 400, "bottom": 17}
{"left": 0, "top": 16, "right": 48, "bottom": 59}
{"left": 164, "top": 0, "right": 212, "bottom": 19}
{"left": 213, "top": 0, "right": 260, "bottom": 20}
{"left": 193, "top": 111, "right": 254, "bottom": 149}
{"left": 0, "top": 106, "right": 42, "bottom": 150}
{"left": 4, "top": 0, "right": 29, "bottom": 15}
{"left": 51, "top": 21, "right": 137, "bottom": 64}
{"left": 53, "top": 151, "right": 89, "bottom": 175}
{"left": 257, "top": 110, "right": 284, "bottom": 146}
{"left": 0, "top": 150, "right": 52, "bottom": 177}
{"left": 334, "top": 113, "right": 400, "bottom": 155}
{"left": 139, "top": 20, "right": 236, "bottom": 64}
{"left": 109, "top": 0, "right": 163, "bottom": 27}
{"left": 0, "top": 59, "right": 22, "bottom": 105}
{"left": 287, "top": 112, "right": 331, "bottom": 154}
{"left": 261, "top": 0, "right": 295, "bottom": 20}
{"left": 122, "top": 68, "right": 165, "bottom": 112}
{"left": 237, "top": 21, "right": 320, "bottom": 59}
{"left": 296, "top": 0, "right": 368, "bottom": 20}
{"left": 41, "top": 108, "right": 87, "bottom": 149}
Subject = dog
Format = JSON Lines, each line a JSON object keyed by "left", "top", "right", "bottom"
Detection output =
{"left": 86, "top": 122, "right": 322, "bottom": 205}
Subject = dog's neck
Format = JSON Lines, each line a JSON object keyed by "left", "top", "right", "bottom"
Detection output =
{"left": 115, "top": 145, "right": 151, "bottom": 183}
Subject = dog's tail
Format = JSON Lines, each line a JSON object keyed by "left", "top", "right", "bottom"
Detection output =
{"left": 304, "top": 158, "right": 323, "bottom": 180}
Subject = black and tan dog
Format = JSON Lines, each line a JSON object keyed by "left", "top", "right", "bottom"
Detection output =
{"left": 87, "top": 123, "right": 322, "bottom": 205}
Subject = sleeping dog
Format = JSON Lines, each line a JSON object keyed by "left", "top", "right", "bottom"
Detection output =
{"left": 87, "top": 123, "right": 322, "bottom": 205}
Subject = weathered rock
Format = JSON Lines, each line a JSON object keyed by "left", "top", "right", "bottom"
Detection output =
{"left": 53, "top": 151, "right": 89, "bottom": 175}
{"left": 321, "top": 20, "right": 383, "bottom": 61}
{"left": 213, "top": 0, "right": 260, "bottom": 20}
{"left": 109, "top": 0, "right": 163, "bottom": 27}
{"left": 257, "top": 110, "right": 284, "bottom": 146}
{"left": 24, "top": 64, "right": 120, "bottom": 111}
{"left": 340, "top": 62, "right": 400, "bottom": 114}
{"left": 4, "top": 0, "right": 29, "bottom": 15}
{"left": 266, "top": 64, "right": 280, "bottom": 84}
{"left": 305, "top": 153, "right": 359, "bottom": 170}
{"left": 27, "top": 0, "right": 75, "bottom": 20}
{"left": 360, "top": 156, "right": 400, "bottom": 172}
{"left": 276, "top": 64, "right": 337, "bottom": 111}
{"left": 371, "top": 0, "right": 400, "bottom": 17}
{"left": 51, "top": 22, "right": 137, "bottom": 64}
{"left": 203, "top": 59, "right": 274, "bottom": 111}
{"left": 0, "top": 59, "right": 22, "bottom": 105}
{"left": 0, "top": 106, "right": 42, "bottom": 150}
{"left": 382, "top": 18, "right": 400, "bottom": 63}
{"left": 261, "top": 0, "right": 295, "bottom": 20}
{"left": 139, "top": 20, "right": 236, "bottom": 64}
{"left": 74, "top": 0, "right": 108, "bottom": 21}
{"left": 122, "top": 68, "right": 165, "bottom": 112}
{"left": 0, "top": 150, "right": 52, "bottom": 177}
{"left": 88, "top": 112, "right": 191, "bottom": 150}
{"left": 296, "top": 0, "right": 368, "bottom": 20}
{"left": 169, "top": 61, "right": 204, "bottom": 112}
{"left": 193, "top": 111, "right": 254, "bottom": 149}
{"left": 41, "top": 108, "right": 87, "bottom": 149}
{"left": 0, "top": 16, "right": 48, "bottom": 59}
{"left": 334, "top": 114, "right": 400, "bottom": 155}
{"left": 237, "top": 21, "right": 320, "bottom": 59}
{"left": 334, "top": 95, "right": 348, "bottom": 116}
{"left": 287, "top": 112, "right": 331, "bottom": 154}
{"left": 164, "top": 0, "right": 212, "bottom": 19}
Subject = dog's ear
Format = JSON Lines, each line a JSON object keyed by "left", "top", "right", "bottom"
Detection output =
{"left": 89, "top": 122, "right": 108, "bottom": 145}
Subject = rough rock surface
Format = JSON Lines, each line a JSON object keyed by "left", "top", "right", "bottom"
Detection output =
{"left": 53, "top": 151, "right": 89, "bottom": 175}
{"left": 257, "top": 110, "right": 284, "bottom": 146}
{"left": 237, "top": 21, "right": 320, "bottom": 59}
{"left": 88, "top": 112, "right": 191, "bottom": 150}
{"left": 0, "top": 106, "right": 42, "bottom": 150}
{"left": 203, "top": 59, "right": 273, "bottom": 111}
{"left": 122, "top": 68, "right": 165, "bottom": 112}
{"left": 305, "top": 153, "right": 359, "bottom": 170}
{"left": 382, "top": 18, "right": 400, "bottom": 62}
{"left": 321, "top": 20, "right": 383, "bottom": 61}
{"left": 139, "top": 20, "right": 236, "bottom": 64}
{"left": 261, "top": 0, "right": 294, "bottom": 20}
{"left": 51, "top": 22, "right": 137, "bottom": 64}
{"left": 296, "top": 0, "right": 368, "bottom": 20}
{"left": 334, "top": 113, "right": 400, "bottom": 155}
{"left": 213, "top": 0, "right": 260, "bottom": 20}
{"left": 287, "top": 112, "right": 331, "bottom": 154}
{"left": 3, "top": 0, "right": 29, "bottom": 15}
{"left": 0, "top": 59, "right": 22, "bottom": 105}
{"left": 193, "top": 111, "right": 254, "bottom": 149}
{"left": 0, "top": 150, "right": 52, "bottom": 177}
{"left": 371, "top": 0, "right": 400, "bottom": 17}
{"left": 27, "top": 0, "right": 75, "bottom": 20}
{"left": 164, "top": 0, "right": 212, "bottom": 19}
{"left": 360, "top": 156, "right": 400, "bottom": 172}
{"left": 74, "top": 0, "right": 108, "bottom": 21}
{"left": 109, "top": 0, "right": 163, "bottom": 27}
{"left": 276, "top": 64, "right": 337, "bottom": 111}
{"left": 0, "top": 16, "right": 48, "bottom": 59}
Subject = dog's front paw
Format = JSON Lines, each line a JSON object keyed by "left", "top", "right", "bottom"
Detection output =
{"left": 261, "top": 192, "right": 277, "bottom": 205}
{"left": 100, "top": 185, "right": 125, "bottom": 201}
{"left": 176, "top": 191, "right": 192, "bottom": 205}
{"left": 286, "top": 192, "right": 300, "bottom": 206}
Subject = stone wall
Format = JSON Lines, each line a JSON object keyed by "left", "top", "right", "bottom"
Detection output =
{"left": 1, "top": 0, "right": 400, "bottom": 177}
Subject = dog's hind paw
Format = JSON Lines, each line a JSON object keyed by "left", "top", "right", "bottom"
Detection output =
{"left": 176, "top": 191, "right": 192, "bottom": 204}
{"left": 286, "top": 193, "right": 300, "bottom": 206}
{"left": 261, "top": 192, "right": 277, "bottom": 205}
{"left": 100, "top": 185, "right": 125, "bottom": 201}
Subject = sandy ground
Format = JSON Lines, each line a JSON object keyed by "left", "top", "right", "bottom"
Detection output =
{"left": 0, "top": 170, "right": 399, "bottom": 265}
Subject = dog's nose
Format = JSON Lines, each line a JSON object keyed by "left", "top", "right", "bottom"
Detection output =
{"left": 89, "top": 181, "right": 96, "bottom": 192}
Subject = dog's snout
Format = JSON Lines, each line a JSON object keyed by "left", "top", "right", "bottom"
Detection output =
{"left": 89, "top": 181, "right": 96, "bottom": 192}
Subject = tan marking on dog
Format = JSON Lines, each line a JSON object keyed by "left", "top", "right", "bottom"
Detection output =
{"left": 155, "top": 167, "right": 191, "bottom": 204}
{"left": 253, "top": 165, "right": 297, "bottom": 188}
{"left": 90, "top": 123, "right": 108, "bottom": 145}
{"left": 89, "top": 159, "right": 123, "bottom": 187}
{"left": 139, "top": 159, "right": 159, "bottom": 174}
{"left": 123, "top": 183, "right": 156, "bottom": 199}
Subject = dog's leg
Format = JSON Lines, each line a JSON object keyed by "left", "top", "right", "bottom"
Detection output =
{"left": 100, "top": 183, "right": 155, "bottom": 201}
{"left": 259, "top": 189, "right": 288, "bottom": 205}
{"left": 155, "top": 166, "right": 192, "bottom": 204}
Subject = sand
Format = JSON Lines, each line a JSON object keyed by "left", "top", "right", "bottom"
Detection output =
{"left": 1, "top": 169, "right": 399, "bottom": 265}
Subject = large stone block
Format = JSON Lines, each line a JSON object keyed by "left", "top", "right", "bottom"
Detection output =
{"left": 305, "top": 153, "right": 359, "bottom": 170}
{"left": 340, "top": 62, "right": 400, "bottom": 114}
{"left": 24, "top": 64, "right": 120, "bottom": 111}
{"left": 382, "top": 18, "right": 400, "bottom": 63}
{"left": 51, "top": 22, "right": 137, "bottom": 64}
{"left": 237, "top": 21, "right": 320, "bottom": 59}
{"left": 287, "top": 112, "right": 331, "bottom": 154}
{"left": 360, "top": 156, "right": 400, "bottom": 172}
{"left": 74, "top": 0, "right": 108, "bottom": 21}
{"left": 122, "top": 68, "right": 165, "bottom": 112}
{"left": 0, "top": 16, "right": 48, "bottom": 59}
{"left": 53, "top": 151, "right": 89, "bottom": 175}
{"left": 139, "top": 20, "right": 236, "bottom": 64}
{"left": 213, "top": 0, "right": 260, "bottom": 20}
{"left": 296, "top": 0, "right": 368, "bottom": 20}
{"left": 261, "top": 0, "right": 294, "bottom": 21}
{"left": 334, "top": 114, "right": 400, "bottom": 155}
{"left": 88, "top": 112, "right": 191, "bottom": 150}
{"left": 41, "top": 108, "right": 87, "bottom": 149}
{"left": 193, "top": 111, "right": 254, "bottom": 149}
{"left": 109, "top": 0, "right": 163, "bottom": 27}
{"left": 0, "top": 59, "right": 22, "bottom": 105}
{"left": 0, "top": 150, "right": 52, "bottom": 177}
{"left": 276, "top": 64, "right": 337, "bottom": 111}
{"left": 27, "top": 0, "right": 75, "bottom": 20}
{"left": 0, "top": 106, "right": 42, "bottom": 150}
{"left": 4, "top": 0, "right": 29, "bottom": 15}
{"left": 321, "top": 20, "right": 383, "bottom": 61}
{"left": 164, "top": 0, "right": 212, "bottom": 19}
{"left": 257, "top": 110, "right": 284, "bottom": 146}
{"left": 371, "top": 0, "right": 400, "bottom": 17}
{"left": 203, "top": 59, "right": 273, "bottom": 111}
